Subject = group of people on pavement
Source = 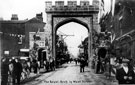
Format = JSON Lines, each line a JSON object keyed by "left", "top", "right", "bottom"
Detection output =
{"left": 1, "top": 57, "right": 22, "bottom": 85}
{"left": 1, "top": 57, "right": 41, "bottom": 85}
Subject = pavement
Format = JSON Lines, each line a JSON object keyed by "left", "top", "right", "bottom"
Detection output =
{"left": 21, "top": 62, "right": 119, "bottom": 85}
{"left": 20, "top": 68, "right": 46, "bottom": 84}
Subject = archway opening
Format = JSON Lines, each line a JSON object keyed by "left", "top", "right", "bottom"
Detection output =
{"left": 55, "top": 21, "right": 89, "bottom": 66}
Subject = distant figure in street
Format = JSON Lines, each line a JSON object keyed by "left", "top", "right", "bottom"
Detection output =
{"left": 1, "top": 58, "right": 9, "bottom": 85}
{"left": 116, "top": 59, "right": 135, "bottom": 84}
{"left": 80, "top": 57, "right": 86, "bottom": 72}
{"left": 15, "top": 58, "right": 23, "bottom": 85}
{"left": 74, "top": 58, "right": 78, "bottom": 65}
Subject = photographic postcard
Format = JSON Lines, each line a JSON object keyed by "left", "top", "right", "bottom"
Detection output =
{"left": 1, "top": 0, "right": 135, "bottom": 85}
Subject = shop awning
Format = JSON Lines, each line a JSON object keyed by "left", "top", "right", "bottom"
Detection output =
{"left": 42, "top": 50, "right": 47, "bottom": 52}
{"left": 20, "top": 49, "right": 29, "bottom": 52}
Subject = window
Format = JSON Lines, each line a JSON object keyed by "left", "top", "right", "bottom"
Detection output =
{"left": 39, "top": 41, "right": 45, "bottom": 47}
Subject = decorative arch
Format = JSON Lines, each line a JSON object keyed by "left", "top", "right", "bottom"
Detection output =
{"left": 45, "top": 0, "right": 99, "bottom": 67}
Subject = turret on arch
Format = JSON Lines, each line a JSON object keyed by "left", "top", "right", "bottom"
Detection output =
{"left": 44, "top": 0, "right": 99, "bottom": 67}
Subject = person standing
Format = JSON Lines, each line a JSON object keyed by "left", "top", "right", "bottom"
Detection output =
{"left": 50, "top": 58, "right": 55, "bottom": 71}
{"left": 32, "top": 59, "right": 38, "bottom": 74}
{"left": 9, "top": 58, "right": 16, "bottom": 85}
{"left": 75, "top": 58, "right": 78, "bottom": 65}
{"left": 80, "top": 57, "right": 85, "bottom": 72}
{"left": 116, "top": 59, "right": 135, "bottom": 84}
{"left": 1, "top": 58, "right": 9, "bottom": 85}
{"left": 15, "top": 58, "right": 22, "bottom": 85}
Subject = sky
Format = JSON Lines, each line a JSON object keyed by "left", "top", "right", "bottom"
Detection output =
{"left": 0, "top": 0, "right": 111, "bottom": 21}
{"left": 0, "top": 0, "right": 111, "bottom": 57}
{"left": 57, "top": 22, "right": 88, "bottom": 57}
{"left": 0, "top": 0, "right": 45, "bottom": 21}
{"left": 0, "top": 0, "right": 91, "bottom": 21}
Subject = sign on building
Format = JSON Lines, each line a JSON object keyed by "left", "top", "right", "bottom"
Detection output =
{"left": 29, "top": 32, "right": 46, "bottom": 49}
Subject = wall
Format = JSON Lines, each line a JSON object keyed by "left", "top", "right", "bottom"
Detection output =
{"left": 1, "top": 22, "right": 25, "bottom": 57}
{"left": 0, "top": 18, "right": 45, "bottom": 58}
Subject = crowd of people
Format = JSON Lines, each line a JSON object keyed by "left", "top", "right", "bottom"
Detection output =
{"left": 93, "top": 53, "right": 135, "bottom": 84}
{"left": 2, "top": 53, "right": 135, "bottom": 85}
{"left": 1, "top": 56, "right": 56, "bottom": 85}
{"left": 1, "top": 57, "right": 40, "bottom": 85}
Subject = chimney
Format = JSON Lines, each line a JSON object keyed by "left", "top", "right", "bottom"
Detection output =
{"left": 36, "top": 12, "right": 43, "bottom": 22}
{"left": 11, "top": 14, "right": 18, "bottom": 20}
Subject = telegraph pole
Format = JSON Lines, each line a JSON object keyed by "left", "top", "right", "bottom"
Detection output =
{"left": 57, "top": 30, "right": 74, "bottom": 40}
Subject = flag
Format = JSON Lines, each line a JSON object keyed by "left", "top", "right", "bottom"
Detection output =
{"left": 33, "top": 28, "right": 41, "bottom": 40}
{"left": 110, "top": 27, "right": 116, "bottom": 43}
{"left": 101, "top": 0, "right": 104, "bottom": 5}
{"left": 111, "top": 32, "right": 116, "bottom": 43}
{"left": 35, "top": 28, "right": 40, "bottom": 35}
{"left": 110, "top": 0, "right": 113, "bottom": 12}
{"left": 111, "top": 0, "right": 116, "bottom": 16}
{"left": 101, "top": 0, "right": 105, "bottom": 11}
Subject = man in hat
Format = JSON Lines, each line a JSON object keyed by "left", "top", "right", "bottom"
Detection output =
{"left": 15, "top": 58, "right": 22, "bottom": 85}
{"left": 1, "top": 58, "right": 9, "bottom": 85}
{"left": 116, "top": 58, "right": 135, "bottom": 84}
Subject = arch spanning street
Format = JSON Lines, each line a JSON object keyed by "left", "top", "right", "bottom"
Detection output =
{"left": 2, "top": 0, "right": 135, "bottom": 85}
{"left": 45, "top": 0, "right": 99, "bottom": 67}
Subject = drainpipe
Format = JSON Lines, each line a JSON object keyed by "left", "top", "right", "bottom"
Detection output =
{"left": 0, "top": 32, "right": 2, "bottom": 82}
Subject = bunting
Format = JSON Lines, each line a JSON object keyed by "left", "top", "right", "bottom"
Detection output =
{"left": 2, "top": 32, "right": 25, "bottom": 38}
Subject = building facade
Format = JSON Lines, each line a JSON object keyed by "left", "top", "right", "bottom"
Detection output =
{"left": 0, "top": 13, "right": 45, "bottom": 58}
{"left": 99, "top": 0, "right": 135, "bottom": 63}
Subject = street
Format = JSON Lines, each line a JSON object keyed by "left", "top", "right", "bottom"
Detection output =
{"left": 22, "top": 62, "right": 118, "bottom": 85}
